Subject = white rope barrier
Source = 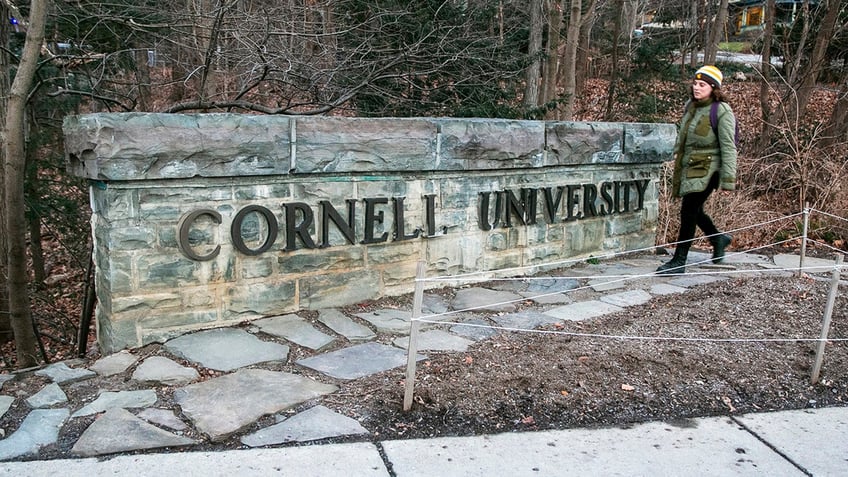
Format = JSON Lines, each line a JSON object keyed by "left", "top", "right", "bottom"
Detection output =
{"left": 810, "top": 208, "right": 848, "bottom": 223}
{"left": 412, "top": 318, "right": 848, "bottom": 344}
{"left": 401, "top": 210, "right": 848, "bottom": 410}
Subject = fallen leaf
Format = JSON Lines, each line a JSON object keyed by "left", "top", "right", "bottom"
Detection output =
{"left": 464, "top": 356, "right": 473, "bottom": 365}
{"left": 521, "top": 415, "right": 536, "bottom": 425}
{"left": 560, "top": 390, "right": 569, "bottom": 396}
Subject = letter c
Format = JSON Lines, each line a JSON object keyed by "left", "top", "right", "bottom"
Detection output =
{"left": 178, "top": 209, "right": 222, "bottom": 261}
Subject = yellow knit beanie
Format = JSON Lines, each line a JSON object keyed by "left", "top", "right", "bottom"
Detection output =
{"left": 694, "top": 65, "right": 723, "bottom": 88}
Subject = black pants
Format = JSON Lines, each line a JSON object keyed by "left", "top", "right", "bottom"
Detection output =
{"left": 677, "top": 173, "right": 720, "bottom": 245}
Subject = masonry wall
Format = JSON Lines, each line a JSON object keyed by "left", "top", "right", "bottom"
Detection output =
{"left": 63, "top": 113, "right": 676, "bottom": 352}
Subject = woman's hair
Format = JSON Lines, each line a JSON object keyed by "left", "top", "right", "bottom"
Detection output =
{"left": 688, "top": 85, "right": 729, "bottom": 104}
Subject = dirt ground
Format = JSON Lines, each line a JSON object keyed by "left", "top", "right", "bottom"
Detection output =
{"left": 332, "top": 271, "right": 848, "bottom": 440}
{"left": 2, "top": 261, "right": 847, "bottom": 459}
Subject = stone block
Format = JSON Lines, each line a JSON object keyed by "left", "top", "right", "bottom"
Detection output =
{"left": 278, "top": 248, "right": 365, "bottom": 274}
{"left": 294, "top": 117, "right": 437, "bottom": 173}
{"left": 438, "top": 118, "right": 545, "bottom": 169}
{"left": 546, "top": 122, "right": 624, "bottom": 165}
{"left": 64, "top": 113, "right": 293, "bottom": 180}
{"left": 226, "top": 281, "right": 297, "bottom": 316}
{"left": 299, "top": 270, "right": 381, "bottom": 309}
{"left": 96, "top": 308, "right": 139, "bottom": 353}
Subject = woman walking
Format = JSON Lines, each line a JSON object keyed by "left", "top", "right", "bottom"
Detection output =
{"left": 657, "top": 65, "right": 737, "bottom": 274}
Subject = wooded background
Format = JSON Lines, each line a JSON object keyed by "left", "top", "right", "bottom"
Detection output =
{"left": 2, "top": 0, "right": 846, "bottom": 368}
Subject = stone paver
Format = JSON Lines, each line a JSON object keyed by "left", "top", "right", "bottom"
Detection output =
{"left": 667, "top": 274, "right": 725, "bottom": 288}
{"left": 34, "top": 363, "right": 96, "bottom": 384}
{"left": 131, "top": 356, "right": 200, "bottom": 386}
{"left": 0, "top": 396, "right": 14, "bottom": 418}
{"left": 137, "top": 408, "right": 189, "bottom": 431}
{"left": 165, "top": 328, "right": 289, "bottom": 372}
{"left": 26, "top": 383, "right": 68, "bottom": 409}
{"left": 588, "top": 278, "right": 626, "bottom": 291}
{"left": 519, "top": 291, "right": 573, "bottom": 304}
{"left": 650, "top": 283, "right": 687, "bottom": 295}
{"left": 72, "top": 389, "right": 158, "bottom": 418}
{"left": 451, "top": 287, "right": 522, "bottom": 313}
{"left": 393, "top": 330, "right": 475, "bottom": 352}
{"left": 0, "top": 251, "right": 809, "bottom": 464}
{"left": 297, "top": 342, "right": 424, "bottom": 380}
{"left": 174, "top": 369, "right": 337, "bottom": 441}
{"left": 317, "top": 309, "right": 376, "bottom": 342}
{"left": 450, "top": 319, "right": 498, "bottom": 341}
{"left": 355, "top": 309, "right": 414, "bottom": 334}
{"left": 0, "top": 375, "right": 15, "bottom": 389}
{"left": 0, "top": 408, "right": 69, "bottom": 461}
{"left": 599, "top": 289, "right": 653, "bottom": 308}
{"left": 241, "top": 405, "right": 368, "bottom": 447}
{"left": 71, "top": 408, "right": 196, "bottom": 457}
{"left": 492, "top": 310, "right": 564, "bottom": 330}
{"left": 254, "top": 314, "right": 335, "bottom": 351}
{"left": 773, "top": 253, "right": 838, "bottom": 273}
{"left": 89, "top": 351, "right": 138, "bottom": 376}
{"left": 543, "top": 300, "right": 624, "bottom": 321}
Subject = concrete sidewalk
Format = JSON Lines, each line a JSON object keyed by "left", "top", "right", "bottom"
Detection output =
{"left": 1, "top": 406, "right": 845, "bottom": 476}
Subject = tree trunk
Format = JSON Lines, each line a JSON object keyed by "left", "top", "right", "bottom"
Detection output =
{"left": 604, "top": 0, "right": 625, "bottom": 120}
{"left": 791, "top": 0, "right": 840, "bottom": 123}
{"left": 135, "top": 48, "right": 153, "bottom": 111}
{"left": 26, "top": 141, "right": 46, "bottom": 285}
{"left": 4, "top": 0, "right": 48, "bottom": 368}
{"left": 542, "top": 0, "right": 563, "bottom": 116}
{"left": 561, "top": 0, "right": 582, "bottom": 120}
{"left": 688, "top": 0, "right": 700, "bottom": 68}
{"left": 786, "top": 0, "right": 811, "bottom": 87}
{"left": 704, "top": 0, "right": 730, "bottom": 64}
{"left": 758, "top": 0, "right": 776, "bottom": 149}
{"left": 524, "top": 0, "right": 544, "bottom": 109}
{"left": 0, "top": 0, "right": 11, "bottom": 344}
{"left": 575, "top": 0, "right": 598, "bottom": 99}
{"left": 823, "top": 78, "right": 848, "bottom": 147}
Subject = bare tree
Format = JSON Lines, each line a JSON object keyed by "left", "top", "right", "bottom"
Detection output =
{"left": 561, "top": 0, "right": 582, "bottom": 120}
{"left": 0, "top": 0, "right": 11, "bottom": 345}
{"left": 542, "top": 0, "right": 563, "bottom": 116}
{"left": 703, "top": 0, "right": 729, "bottom": 64}
{"left": 788, "top": 0, "right": 841, "bottom": 122}
{"left": 4, "top": 0, "right": 48, "bottom": 368}
{"left": 525, "top": 0, "right": 545, "bottom": 108}
{"left": 757, "top": 0, "right": 777, "bottom": 149}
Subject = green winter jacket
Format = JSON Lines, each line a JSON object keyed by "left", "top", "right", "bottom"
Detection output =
{"left": 671, "top": 98, "right": 738, "bottom": 198}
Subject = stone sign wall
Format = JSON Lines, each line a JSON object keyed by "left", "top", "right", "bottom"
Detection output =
{"left": 63, "top": 113, "right": 675, "bottom": 352}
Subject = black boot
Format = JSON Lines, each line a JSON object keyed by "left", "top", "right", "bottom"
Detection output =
{"left": 656, "top": 245, "right": 689, "bottom": 275}
{"left": 709, "top": 234, "right": 732, "bottom": 264}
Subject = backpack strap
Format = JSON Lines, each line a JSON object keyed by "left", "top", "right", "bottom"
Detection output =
{"left": 709, "top": 101, "right": 720, "bottom": 137}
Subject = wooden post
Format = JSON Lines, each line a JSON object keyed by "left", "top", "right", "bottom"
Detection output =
{"left": 798, "top": 204, "right": 809, "bottom": 277}
{"left": 811, "top": 254, "right": 843, "bottom": 384}
{"left": 403, "top": 261, "right": 426, "bottom": 411}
